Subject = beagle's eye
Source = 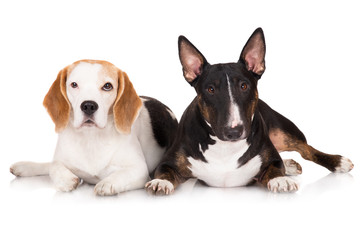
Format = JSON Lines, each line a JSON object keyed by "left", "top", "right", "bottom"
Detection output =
{"left": 207, "top": 86, "right": 215, "bottom": 94}
{"left": 240, "top": 82, "right": 248, "bottom": 91}
{"left": 71, "top": 82, "right": 78, "bottom": 88}
{"left": 102, "top": 83, "right": 113, "bottom": 91}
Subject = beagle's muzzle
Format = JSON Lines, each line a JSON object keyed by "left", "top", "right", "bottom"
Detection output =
{"left": 10, "top": 60, "right": 178, "bottom": 196}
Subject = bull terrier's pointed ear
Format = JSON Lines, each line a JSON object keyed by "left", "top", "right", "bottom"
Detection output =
{"left": 178, "top": 36, "right": 208, "bottom": 84}
{"left": 239, "top": 28, "right": 266, "bottom": 76}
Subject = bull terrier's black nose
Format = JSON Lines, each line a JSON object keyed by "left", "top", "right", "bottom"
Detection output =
{"left": 81, "top": 101, "right": 98, "bottom": 116}
{"left": 224, "top": 126, "right": 243, "bottom": 141}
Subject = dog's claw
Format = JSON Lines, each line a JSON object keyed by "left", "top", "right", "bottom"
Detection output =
{"left": 145, "top": 179, "right": 174, "bottom": 196}
{"left": 267, "top": 176, "right": 298, "bottom": 193}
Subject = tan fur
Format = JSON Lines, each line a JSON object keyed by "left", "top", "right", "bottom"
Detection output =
{"left": 197, "top": 96, "right": 211, "bottom": 123}
{"left": 269, "top": 128, "right": 306, "bottom": 153}
{"left": 175, "top": 151, "right": 192, "bottom": 178}
{"left": 269, "top": 128, "right": 289, "bottom": 152}
{"left": 43, "top": 60, "right": 142, "bottom": 134}
{"left": 247, "top": 89, "right": 258, "bottom": 122}
{"left": 113, "top": 70, "right": 142, "bottom": 134}
{"left": 43, "top": 67, "right": 70, "bottom": 133}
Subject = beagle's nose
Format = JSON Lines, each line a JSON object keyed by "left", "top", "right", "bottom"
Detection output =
{"left": 81, "top": 101, "right": 98, "bottom": 115}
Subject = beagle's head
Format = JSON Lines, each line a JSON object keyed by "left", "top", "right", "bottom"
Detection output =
{"left": 43, "top": 60, "right": 142, "bottom": 134}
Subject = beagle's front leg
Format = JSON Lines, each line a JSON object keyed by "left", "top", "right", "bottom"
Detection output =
{"left": 94, "top": 140, "right": 150, "bottom": 196}
{"left": 49, "top": 161, "right": 81, "bottom": 192}
{"left": 94, "top": 162, "right": 149, "bottom": 196}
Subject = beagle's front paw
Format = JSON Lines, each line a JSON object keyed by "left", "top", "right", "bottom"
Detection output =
{"left": 145, "top": 179, "right": 174, "bottom": 195}
{"left": 10, "top": 162, "right": 31, "bottom": 177}
{"left": 49, "top": 162, "right": 80, "bottom": 192}
{"left": 267, "top": 176, "right": 298, "bottom": 193}
{"left": 94, "top": 180, "right": 118, "bottom": 196}
{"left": 54, "top": 174, "right": 80, "bottom": 192}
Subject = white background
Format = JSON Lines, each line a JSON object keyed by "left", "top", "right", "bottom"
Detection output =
{"left": 1, "top": 0, "right": 359, "bottom": 239}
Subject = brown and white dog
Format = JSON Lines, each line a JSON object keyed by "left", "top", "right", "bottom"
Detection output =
{"left": 10, "top": 60, "right": 178, "bottom": 196}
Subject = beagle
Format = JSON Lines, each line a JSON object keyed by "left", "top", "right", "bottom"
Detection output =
{"left": 10, "top": 60, "right": 178, "bottom": 196}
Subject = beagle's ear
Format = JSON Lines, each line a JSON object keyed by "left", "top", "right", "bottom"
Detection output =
{"left": 113, "top": 70, "right": 142, "bottom": 134}
{"left": 43, "top": 68, "right": 70, "bottom": 133}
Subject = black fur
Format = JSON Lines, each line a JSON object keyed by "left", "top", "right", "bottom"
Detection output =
{"left": 141, "top": 96, "right": 178, "bottom": 149}
{"left": 147, "top": 28, "right": 352, "bottom": 194}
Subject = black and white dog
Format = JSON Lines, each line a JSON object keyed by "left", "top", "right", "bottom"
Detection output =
{"left": 146, "top": 28, "right": 354, "bottom": 194}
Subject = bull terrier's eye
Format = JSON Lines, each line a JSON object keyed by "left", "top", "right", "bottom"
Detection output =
{"left": 240, "top": 82, "right": 248, "bottom": 91}
{"left": 71, "top": 82, "right": 78, "bottom": 88}
{"left": 207, "top": 86, "right": 215, "bottom": 94}
{"left": 102, "top": 82, "right": 113, "bottom": 91}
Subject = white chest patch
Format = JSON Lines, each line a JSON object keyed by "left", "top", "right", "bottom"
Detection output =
{"left": 188, "top": 137, "right": 262, "bottom": 187}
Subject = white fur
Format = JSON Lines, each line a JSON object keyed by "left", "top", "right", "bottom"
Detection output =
{"left": 205, "top": 120, "right": 212, "bottom": 128}
{"left": 166, "top": 108, "right": 177, "bottom": 121}
{"left": 188, "top": 136, "right": 262, "bottom": 187}
{"left": 145, "top": 179, "right": 174, "bottom": 195}
{"left": 11, "top": 62, "right": 165, "bottom": 196}
{"left": 335, "top": 157, "right": 354, "bottom": 173}
{"left": 135, "top": 98, "right": 166, "bottom": 173}
{"left": 10, "top": 162, "right": 50, "bottom": 177}
{"left": 267, "top": 176, "right": 298, "bottom": 193}
{"left": 66, "top": 62, "right": 118, "bottom": 129}
{"left": 283, "top": 159, "right": 302, "bottom": 176}
{"left": 49, "top": 161, "right": 81, "bottom": 192}
{"left": 226, "top": 74, "right": 243, "bottom": 128}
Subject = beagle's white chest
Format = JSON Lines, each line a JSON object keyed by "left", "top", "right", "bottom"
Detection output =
{"left": 54, "top": 126, "right": 127, "bottom": 183}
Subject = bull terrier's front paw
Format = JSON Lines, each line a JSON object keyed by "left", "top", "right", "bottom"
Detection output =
{"left": 267, "top": 176, "right": 298, "bottom": 193}
{"left": 283, "top": 159, "right": 302, "bottom": 176}
{"left": 334, "top": 157, "right": 354, "bottom": 173}
{"left": 145, "top": 179, "right": 174, "bottom": 195}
